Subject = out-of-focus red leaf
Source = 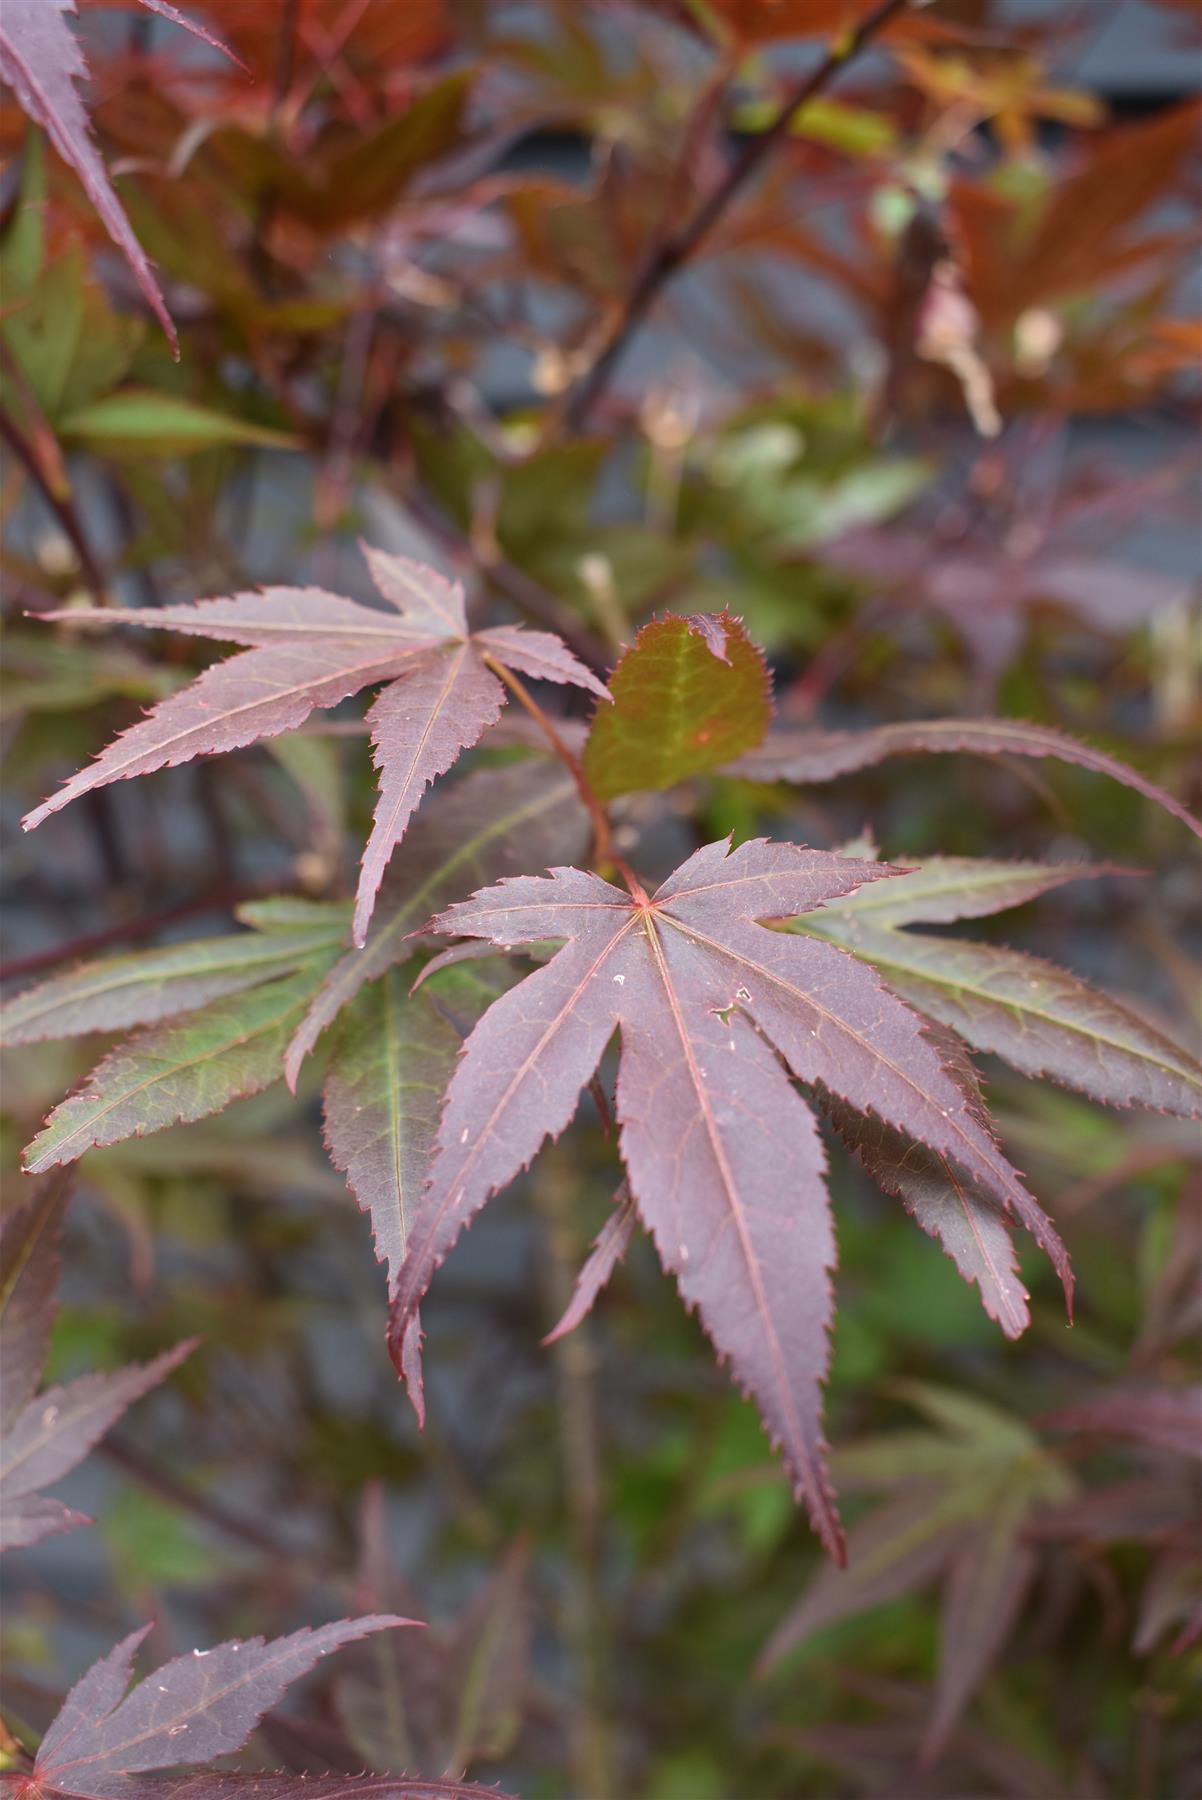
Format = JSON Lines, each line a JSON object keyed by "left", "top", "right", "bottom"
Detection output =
{"left": 727, "top": 717, "right": 1202, "bottom": 839}
{"left": 0, "top": 1339, "right": 195, "bottom": 1550}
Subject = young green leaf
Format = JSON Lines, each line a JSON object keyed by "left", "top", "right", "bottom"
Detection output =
{"left": 23, "top": 959, "right": 338, "bottom": 1174}
{"left": 2, "top": 919, "right": 346, "bottom": 1046}
{"left": 798, "top": 913, "right": 1202, "bottom": 1116}
{"left": 583, "top": 612, "right": 771, "bottom": 800}
{"left": 56, "top": 389, "right": 299, "bottom": 455}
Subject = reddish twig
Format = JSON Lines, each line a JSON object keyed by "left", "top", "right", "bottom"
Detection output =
{"left": 559, "top": 0, "right": 915, "bottom": 433}
{"left": 0, "top": 407, "right": 108, "bottom": 605}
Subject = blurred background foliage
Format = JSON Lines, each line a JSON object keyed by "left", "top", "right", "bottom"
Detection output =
{"left": 1, "top": 1, "right": 1199, "bottom": 1794}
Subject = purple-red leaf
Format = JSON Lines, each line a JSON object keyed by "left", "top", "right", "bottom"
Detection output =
{"left": 1, "top": 1340, "right": 194, "bottom": 1551}
{"left": 0, "top": 1171, "right": 70, "bottom": 1434}
{"left": 0, "top": 0, "right": 178, "bottom": 350}
{"left": 543, "top": 1184, "right": 637, "bottom": 1345}
{"left": 728, "top": 718, "right": 1202, "bottom": 839}
{"left": 390, "top": 838, "right": 1064, "bottom": 1558}
{"left": 801, "top": 911, "right": 1202, "bottom": 1117}
{"left": 33, "top": 1617, "right": 414, "bottom": 1792}
{"left": 1048, "top": 1386, "right": 1202, "bottom": 1460}
{"left": 924, "top": 1507, "right": 1037, "bottom": 1765}
{"left": 26, "top": 552, "right": 604, "bottom": 945}
{"left": 355, "top": 648, "right": 505, "bottom": 947}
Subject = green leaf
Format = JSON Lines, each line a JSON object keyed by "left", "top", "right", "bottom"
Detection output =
{"left": 322, "top": 963, "right": 510, "bottom": 1299}
{"left": 735, "top": 94, "right": 899, "bottom": 157}
{"left": 3, "top": 920, "right": 347, "bottom": 1045}
{"left": 583, "top": 613, "right": 772, "bottom": 800}
{"left": 22, "top": 960, "right": 338, "bottom": 1173}
{"left": 793, "top": 910, "right": 1202, "bottom": 1117}
{"left": 56, "top": 390, "right": 299, "bottom": 455}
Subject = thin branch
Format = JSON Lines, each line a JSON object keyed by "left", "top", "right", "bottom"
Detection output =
{"left": 535, "top": 1156, "right": 615, "bottom": 1800}
{"left": 560, "top": 0, "right": 915, "bottom": 433}
{"left": 0, "top": 407, "right": 108, "bottom": 605}
{"left": 0, "top": 880, "right": 283, "bottom": 983}
{"left": 482, "top": 655, "right": 647, "bottom": 901}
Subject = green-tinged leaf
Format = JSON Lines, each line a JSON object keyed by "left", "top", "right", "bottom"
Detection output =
{"left": 926, "top": 1491, "right": 1036, "bottom": 1762}
{"left": 2, "top": 922, "right": 347, "bottom": 1046}
{"left": 759, "top": 1382, "right": 1073, "bottom": 1750}
{"left": 0, "top": 1170, "right": 70, "bottom": 1434}
{"left": 825, "top": 857, "right": 1122, "bottom": 928}
{"left": 0, "top": 630, "right": 179, "bottom": 721}
{"left": 795, "top": 911, "right": 1202, "bottom": 1116}
{"left": 56, "top": 389, "right": 299, "bottom": 455}
{"left": 322, "top": 963, "right": 511, "bottom": 1299}
{"left": 444, "top": 1537, "right": 531, "bottom": 1768}
{"left": 583, "top": 612, "right": 772, "bottom": 800}
{"left": 234, "top": 896, "right": 352, "bottom": 933}
{"left": 22, "top": 960, "right": 338, "bottom": 1173}
{"left": 735, "top": 94, "right": 899, "bottom": 156}
{"left": 285, "top": 760, "right": 590, "bottom": 1086}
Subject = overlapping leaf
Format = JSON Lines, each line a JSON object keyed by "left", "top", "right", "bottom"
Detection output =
{"left": 387, "top": 838, "right": 1070, "bottom": 1560}
{"left": 792, "top": 859, "right": 1202, "bottom": 1115}
{"left": 2, "top": 906, "right": 348, "bottom": 1046}
{"left": 336, "top": 1525, "right": 531, "bottom": 1780}
{"left": 0, "top": 0, "right": 235, "bottom": 355}
{"left": 0, "top": 1170, "right": 70, "bottom": 1435}
{"left": 819, "top": 1026, "right": 1030, "bottom": 1340}
{"left": 22, "top": 958, "right": 341, "bottom": 1174}
{"left": 758, "top": 1385, "right": 1074, "bottom": 1762}
{"left": 727, "top": 718, "right": 1202, "bottom": 839}
{"left": 284, "top": 759, "right": 590, "bottom": 1086}
{"left": 0, "top": 1177, "right": 194, "bottom": 1551}
{"left": 582, "top": 611, "right": 771, "bottom": 799}
{"left": 23, "top": 547, "right": 608, "bottom": 945}
{"left": 323, "top": 961, "right": 512, "bottom": 1399}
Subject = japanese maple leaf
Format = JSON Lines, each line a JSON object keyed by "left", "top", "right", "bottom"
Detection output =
{"left": 17, "top": 1616, "right": 413, "bottom": 1798}
{"left": 390, "top": 837, "right": 1068, "bottom": 1562}
{"left": 0, "top": 0, "right": 237, "bottom": 354}
{"left": 23, "top": 547, "right": 608, "bottom": 944}
{"left": 0, "top": 1173, "right": 195, "bottom": 1551}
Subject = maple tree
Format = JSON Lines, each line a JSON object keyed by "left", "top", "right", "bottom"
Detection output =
{"left": 2, "top": 0, "right": 1200, "bottom": 1793}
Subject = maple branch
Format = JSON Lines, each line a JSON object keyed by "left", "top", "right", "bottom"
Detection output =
{"left": 0, "top": 407, "right": 108, "bottom": 606}
{"left": 482, "top": 656, "right": 647, "bottom": 900}
{"left": 0, "top": 880, "right": 282, "bottom": 983}
{"left": 535, "top": 1158, "right": 615, "bottom": 1800}
{"left": 559, "top": 0, "right": 914, "bottom": 433}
